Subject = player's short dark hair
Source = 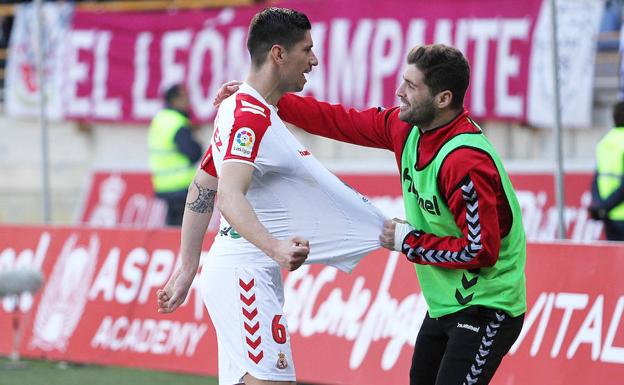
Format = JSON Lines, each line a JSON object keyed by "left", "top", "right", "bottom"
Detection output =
{"left": 164, "top": 84, "right": 183, "bottom": 105}
{"left": 407, "top": 44, "right": 470, "bottom": 109}
{"left": 613, "top": 101, "right": 624, "bottom": 127}
{"left": 246, "top": 7, "right": 311, "bottom": 68}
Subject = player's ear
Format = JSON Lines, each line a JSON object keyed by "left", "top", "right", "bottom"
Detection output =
{"left": 436, "top": 90, "right": 453, "bottom": 109}
{"left": 269, "top": 44, "right": 287, "bottom": 65}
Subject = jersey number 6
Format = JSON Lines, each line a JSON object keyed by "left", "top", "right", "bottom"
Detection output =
{"left": 272, "top": 315, "right": 287, "bottom": 344}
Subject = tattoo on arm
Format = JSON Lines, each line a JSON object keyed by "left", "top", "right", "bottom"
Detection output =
{"left": 186, "top": 181, "right": 217, "bottom": 214}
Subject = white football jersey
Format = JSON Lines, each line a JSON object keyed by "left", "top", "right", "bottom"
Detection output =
{"left": 201, "top": 83, "right": 385, "bottom": 272}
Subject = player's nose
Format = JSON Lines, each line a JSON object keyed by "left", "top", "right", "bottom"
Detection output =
{"left": 396, "top": 82, "right": 407, "bottom": 98}
{"left": 310, "top": 51, "right": 319, "bottom": 67}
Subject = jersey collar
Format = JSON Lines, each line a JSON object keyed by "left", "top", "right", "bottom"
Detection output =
{"left": 239, "top": 83, "right": 271, "bottom": 108}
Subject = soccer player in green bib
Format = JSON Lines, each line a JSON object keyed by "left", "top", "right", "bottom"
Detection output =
{"left": 216, "top": 44, "right": 526, "bottom": 385}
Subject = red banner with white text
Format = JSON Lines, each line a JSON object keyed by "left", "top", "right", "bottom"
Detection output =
{"left": 78, "top": 170, "right": 604, "bottom": 240}
{"left": 1, "top": 226, "right": 623, "bottom": 384}
{"left": 56, "top": 0, "right": 601, "bottom": 127}
{"left": 64, "top": 0, "right": 534, "bottom": 122}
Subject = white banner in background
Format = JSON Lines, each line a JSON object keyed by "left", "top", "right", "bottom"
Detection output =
{"left": 4, "top": 3, "right": 73, "bottom": 121}
{"left": 527, "top": 0, "right": 604, "bottom": 129}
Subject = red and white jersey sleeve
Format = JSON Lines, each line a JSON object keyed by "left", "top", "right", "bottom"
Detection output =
{"left": 207, "top": 93, "right": 272, "bottom": 176}
{"left": 199, "top": 146, "right": 217, "bottom": 177}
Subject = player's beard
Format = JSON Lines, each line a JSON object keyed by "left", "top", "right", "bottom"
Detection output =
{"left": 400, "top": 96, "right": 436, "bottom": 129}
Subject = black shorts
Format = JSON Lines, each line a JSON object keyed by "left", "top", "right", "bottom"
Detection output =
{"left": 410, "top": 306, "right": 524, "bottom": 385}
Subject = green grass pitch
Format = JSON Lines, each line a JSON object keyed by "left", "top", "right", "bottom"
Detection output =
{"left": 0, "top": 357, "right": 218, "bottom": 385}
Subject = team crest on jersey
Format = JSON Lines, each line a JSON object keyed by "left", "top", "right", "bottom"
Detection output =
{"left": 276, "top": 351, "right": 288, "bottom": 369}
{"left": 231, "top": 127, "right": 255, "bottom": 158}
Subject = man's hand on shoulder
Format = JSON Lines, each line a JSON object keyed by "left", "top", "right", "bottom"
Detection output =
{"left": 268, "top": 236, "right": 309, "bottom": 271}
{"left": 213, "top": 80, "right": 242, "bottom": 107}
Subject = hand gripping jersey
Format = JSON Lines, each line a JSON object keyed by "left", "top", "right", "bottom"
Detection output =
{"left": 202, "top": 83, "right": 385, "bottom": 272}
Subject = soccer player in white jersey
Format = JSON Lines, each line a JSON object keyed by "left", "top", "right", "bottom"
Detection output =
{"left": 157, "top": 7, "right": 385, "bottom": 385}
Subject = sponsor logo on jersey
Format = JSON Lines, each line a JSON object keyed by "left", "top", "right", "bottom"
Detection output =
{"left": 276, "top": 351, "right": 289, "bottom": 369}
{"left": 298, "top": 149, "right": 311, "bottom": 157}
{"left": 402, "top": 167, "right": 442, "bottom": 216}
{"left": 230, "top": 127, "right": 255, "bottom": 158}
{"left": 212, "top": 125, "right": 223, "bottom": 152}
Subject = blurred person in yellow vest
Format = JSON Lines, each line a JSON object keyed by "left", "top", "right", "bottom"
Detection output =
{"left": 148, "top": 84, "right": 203, "bottom": 226}
{"left": 590, "top": 101, "right": 624, "bottom": 240}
